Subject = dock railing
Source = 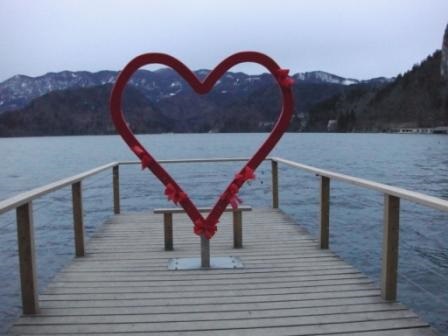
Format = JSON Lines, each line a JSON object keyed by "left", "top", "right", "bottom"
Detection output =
{"left": 270, "top": 157, "right": 448, "bottom": 302}
{"left": 0, "top": 162, "right": 119, "bottom": 314}
{"left": 1, "top": 157, "right": 448, "bottom": 315}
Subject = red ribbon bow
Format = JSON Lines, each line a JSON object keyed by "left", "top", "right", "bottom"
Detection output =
{"left": 194, "top": 219, "right": 218, "bottom": 240}
{"left": 132, "top": 145, "right": 153, "bottom": 170}
{"left": 235, "top": 167, "right": 256, "bottom": 183}
{"left": 220, "top": 183, "right": 243, "bottom": 209}
{"left": 220, "top": 167, "right": 256, "bottom": 210}
{"left": 229, "top": 193, "right": 242, "bottom": 209}
{"left": 275, "top": 69, "right": 294, "bottom": 88}
{"left": 164, "top": 183, "right": 186, "bottom": 205}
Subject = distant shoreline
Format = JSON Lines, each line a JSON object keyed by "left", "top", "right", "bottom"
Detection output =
{"left": 1, "top": 131, "right": 447, "bottom": 139}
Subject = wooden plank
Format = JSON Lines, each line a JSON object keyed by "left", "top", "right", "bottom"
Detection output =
{"left": 271, "top": 160, "right": 279, "bottom": 208}
{"left": 154, "top": 205, "right": 252, "bottom": 214}
{"left": 381, "top": 195, "right": 400, "bottom": 301}
{"left": 61, "top": 261, "right": 350, "bottom": 272}
{"left": 10, "top": 310, "right": 419, "bottom": 333}
{"left": 320, "top": 176, "right": 330, "bottom": 249}
{"left": 71, "top": 181, "right": 85, "bottom": 257}
{"left": 35, "top": 296, "right": 389, "bottom": 316}
{"left": 68, "top": 254, "right": 339, "bottom": 264}
{"left": 40, "top": 283, "right": 377, "bottom": 301}
{"left": 85, "top": 236, "right": 319, "bottom": 245}
{"left": 200, "top": 234, "right": 210, "bottom": 268}
{"left": 38, "top": 290, "right": 381, "bottom": 308}
{"left": 9, "top": 320, "right": 433, "bottom": 336}
{"left": 66, "top": 254, "right": 340, "bottom": 265}
{"left": 15, "top": 202, "right": 39, "bottom": 315}
{"left": 112, "top": 165, "right": 120, "bottom": 214}
{"left": 64, "top": 259, "right": 344, "bottom": 271}
{"left": 52, "top": 264, "right": 358, "bottom": 281}
{"left": 233, "top": 209, "right": 243, "bottom": 248}
{"left": 15, "top": 303, "right": 407, "bottom": 324}
{"left": 44, "top": 278, "right": 373, "bottom": 294}
{"left": 51, "top": 268, "right": 361, "bottom": 282}
{"left": 63, "top": 256, "right": 350, "bottom": 267}
{"left": 46, "top": 273, "right": 369, "bottom": 288}
{"left": 71, "top": 254, "right": 343, "bottom": 263}
{"left": 163, "top": 213, "right": 173, "bottom": 251}
{"left": 335, "top": 330, "right": 438, "bottom": 336}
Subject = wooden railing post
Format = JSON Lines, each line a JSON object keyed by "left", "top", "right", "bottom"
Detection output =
{"left": 381, "top": 194, "right": 400, "bottom": 301}
{"left": 72, "top": 181, "right": 85, "bottom": 257}
{"left": 320, "top": 176, "right": 330, "bottom": 249}
{"left": 113, "top": 165, "right": 120, "bottom": 214}
{"left": 164, "top": 213, "right": 173, "bottom": 251}
{"left": 271, "top": 160, "right": 279, "bottom": 208}
{"left": 233, "top": 209, "right": 243, "bottom": 248}
{"left": 201, "top": 235, "right": 210, "bottom": 268}
{"left": 16, "top": 202, "right": 39, "bottom": 314}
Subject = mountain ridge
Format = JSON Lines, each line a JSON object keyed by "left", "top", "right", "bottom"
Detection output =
{"left": 1, "top": 50, "right": 446, "bottom": 136}
{"left": 0, "top": 68, "right": 390, "bottom": 114}
{"left": 0, "top": 76, "right": 356, "bottom": 136}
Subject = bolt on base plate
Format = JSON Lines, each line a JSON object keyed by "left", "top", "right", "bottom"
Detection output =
{"left": 168, "top": 256, "right": 243, "bottom": 270}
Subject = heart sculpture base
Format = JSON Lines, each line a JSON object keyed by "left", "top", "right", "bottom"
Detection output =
{"left": 168, "top": 256, "right": 244, "bottom": 271}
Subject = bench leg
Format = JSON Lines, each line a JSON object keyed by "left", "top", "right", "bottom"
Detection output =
{"left": 233, "top": 210, "right": 243, "bottom": 248}
{"left": 201, "top": 235, "right": 210, "bottom": 268}
{"left": 164, "top": 213, "right": 173, "bottom": 251}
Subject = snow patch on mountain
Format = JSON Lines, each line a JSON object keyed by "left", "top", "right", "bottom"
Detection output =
{"left": 293, "top": 71, "right": 359, "bottom": 85}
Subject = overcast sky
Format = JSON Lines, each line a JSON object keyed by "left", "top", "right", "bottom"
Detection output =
{"left": 1, "top": 0, "right": 447, "bottom": 82}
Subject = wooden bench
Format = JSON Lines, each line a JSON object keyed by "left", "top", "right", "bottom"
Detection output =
{"left": 154, "top": 206, "right": 252, "bottom": 251}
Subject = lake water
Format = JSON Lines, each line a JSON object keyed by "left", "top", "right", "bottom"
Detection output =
{"left": 0, "top": 133, "right": 447, "bottom": 334}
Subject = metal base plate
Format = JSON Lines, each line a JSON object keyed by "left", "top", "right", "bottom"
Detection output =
{"left": 168, "top": 256, "right": 244, "bottom": 270}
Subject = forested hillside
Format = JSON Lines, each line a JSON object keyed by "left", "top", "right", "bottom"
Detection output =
{"left": 307, "top": 50, "right": 448, "bottom": 131}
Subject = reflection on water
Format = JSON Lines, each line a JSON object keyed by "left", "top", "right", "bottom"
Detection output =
{"left": 0, "top": 133, "right": 447, "bottom": 334}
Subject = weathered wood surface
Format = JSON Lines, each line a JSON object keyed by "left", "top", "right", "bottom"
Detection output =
{"left": 9, "top": 208, "right": 437, "bottom": 335}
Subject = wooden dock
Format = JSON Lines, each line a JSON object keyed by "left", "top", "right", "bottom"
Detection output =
{"left": 8, "top": 208, "right": 438, "bottom": 335}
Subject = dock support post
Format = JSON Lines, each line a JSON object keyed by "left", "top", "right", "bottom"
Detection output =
{"left": 320, "top": 176, "right": 330, "bottom": 249}
{"left": 16, "top": 202, "right": 39, "bottom": 314}
{"left": 164, "top": 213, "right": 173, "bottom": 251}
{"left": 72, "top": 181, "right": 85, "bottom": 257}
{"left": 272, "top": 160, "right": 279, "bottom": 209}
{"left": 113, "top": 165, "right": 120, "bottom": 214}
{"left": 201, "top": 235, "right": 210, "bottom": 268}
{"left": 381, "top": 194, "right": 400, "bottom": 301}
{"left": 233, "top": 209, "right": 243, "bottom": 248}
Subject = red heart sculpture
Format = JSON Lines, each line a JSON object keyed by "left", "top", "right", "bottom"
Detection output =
{"left": 110, "top": 52, "right": 293, "bottom": 240}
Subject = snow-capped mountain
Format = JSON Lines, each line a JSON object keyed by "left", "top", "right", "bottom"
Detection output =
{"left": 293, "top": 71, "right": 359, "bottom": 85}
{"left": 0, "top": 69, "right": 390, "bottom": 113}
{"left": 293, "top": 71, "right": 391, "bottom": 86}
{"left": 0, "top": 71, "right": 116, "bottom": 113}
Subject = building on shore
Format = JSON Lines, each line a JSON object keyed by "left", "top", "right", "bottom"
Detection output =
{"left": 327, "top": 119, "right": 337, "bottom": 131}
{"left": 397, "top": 126, "right": 448, "bottom": 134}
